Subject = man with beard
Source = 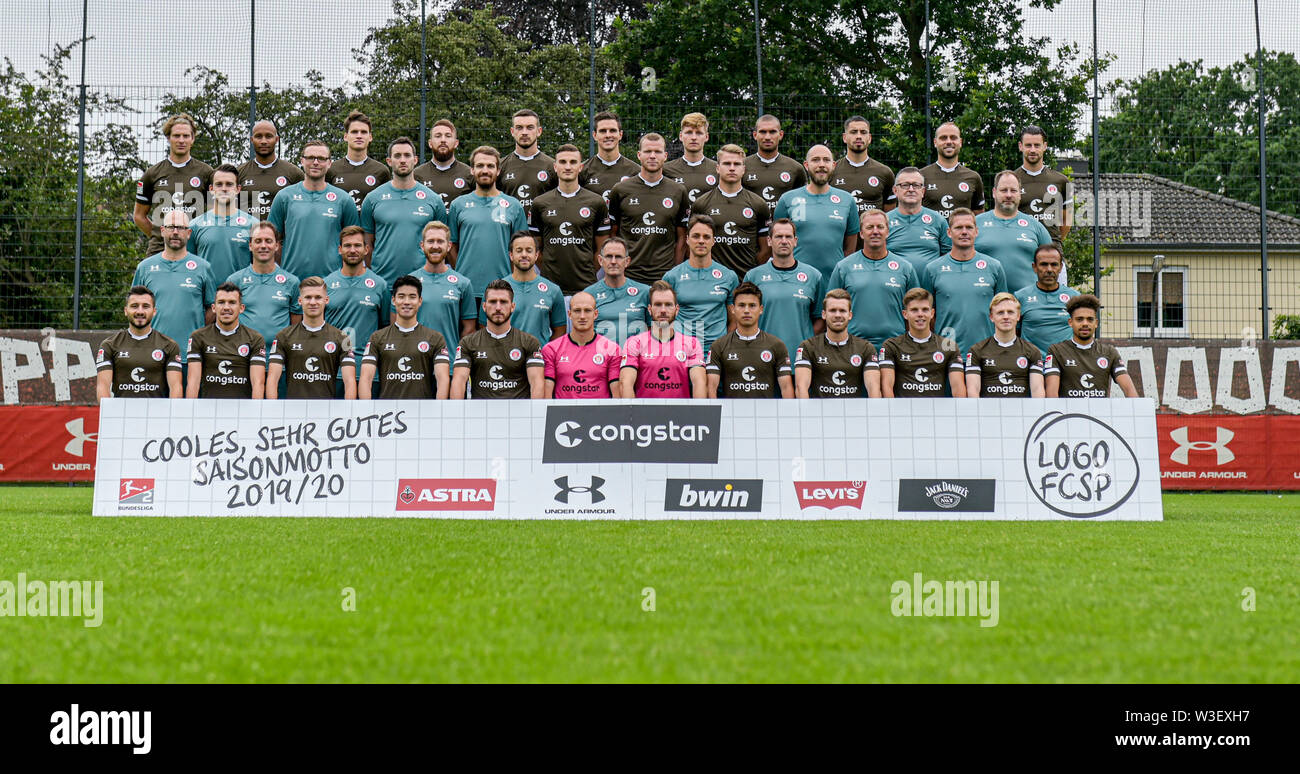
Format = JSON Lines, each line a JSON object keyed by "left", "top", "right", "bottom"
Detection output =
{"left": 448, "top": 146, "right": 529, "bottom": 308}
{"left": 618, "top": 281, "right": 706, "bottom": 399}
{"left": 744, "top": 114, "right": 806, "bottom": 215}
{"left": 188, "top": 164, "right": 255, "bottom": 283}
{"left": 1044, "top": 294, "right": 1139, "bottom": 398}
{"left": 361, "top": 136, "right": 446, "bottom": 287}
{"left": 130, "top": 208, "right": 216, "bottom": 352}
{"left": 833, "top": 116, "right": 895, "bottom": 215}
{"left": 497, "top": 109, "right": 557, "bottom": 219}
{"left": 582, "top": 238, "right": 651, "bottom": 345}
{"left": 237, "top": 119, "right": 303, "bottom": 220}
{"left": 133, "top": 113, "right": 212, "bottom": 255}
{"left": 325, "top": 226, "right": 389, "bottom": 395}
{"left": 360, "top": 275, "right": 451, "bottom": 400}
{"left": 827, "top": 209, "right": 916, "bottom": 349}
{"left": 411, "top": 221, "right": 476, "bottom": 352}
{"left": 691, "top": 143, "right": 770, "bottom": 277}
{"left": 452, "top": 279, "right": 545, "bottom": 399}
{"left": 921, "top": 122, "right": 985, "bottom": 220}
{"left": 96, "top": 286, "right": 184, "bottom": 400}
{"left": 267, "top": 276, "right": 355, "bottom": 399}
{"left": 186, "top": 282, "right": 266, "bottom": 399}
{"left": 268, "top": 140, "right": 361, "bottom": 280}
{"left": 773, "top": 144, "right": 859, "bottom": 278}
{"left": 974, "top": 170, "right": 1053, "bottom": 293}
{"left": 886, "top": 167, "right": 951, "bottom": 274}
{"left": 607, "top": 133, "right": 690, "bottom": 284}
{"left": 921, "top": 208, "right": 1008, "bottom": 354}
{"left": 1016, "top": 125, "right": 1073, "bottom": 245}
{"left": 1014, "top": 245, "right": 1080, "bottom": 355}
{"left": 795, "top": 289, "right": 880, "bottom": 399}
{"left": 479, "top": 232, "right": 565, "bottom": 346}
{"left": 530, "top": 144, "right": 610, "bottom": 295}
{"left": 706, "top": 282, "right": 793, "bottom": 398}
{"left": 542, "top": 291, "right": 624, "bottom": 399}
{"left": 414, "top": 119, "right": 474, "bottom": 208}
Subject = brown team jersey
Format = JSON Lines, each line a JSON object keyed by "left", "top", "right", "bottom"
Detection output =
{"left": 96, "top": 329, "right": 183, "bottom": 397}
{"left": 136, "top": 157, "right": 214, "bottom": 254}
{"left": 607, "top": 175, "right": 691, "bottom": 284}
{"left": 1044, "top": 339, "right": 1127, "bottom": 398}
{"left": 268, "top": 322, "right": 351, "bottom": 399}
{"left": 413, "top": 159, "right": 473, "bottom": 210}
{"left": 529, "top": 186, "right": 611, "bottom": 294}
{"left": 498, "top": 151, "right": 558, "bottom": 218}
{"left": 705, "top": 330, "right": 791, "bottom": 398}
{"left": 1015, "top": 166, "right": 1073, "bottom": 242}
{"left": 454, "top": 326, "right": 543, "bottom": 399}
{"left": 795, "top": 333, "right": 878, "bottom": 398}
{"left": 363, "top": 324, "right": 450, "bottom": 399}
{"left": 964, "top": 336, "right": 1043, "bottom": 397}
{"left": 691, "top": 188, "right": 771, "bottom": 277}
{"left": 743, "top": 153, "right": 807, "bottom": 214}
{"left": 832, "top": 157, "right": 896, "bottom": 214}
{"left": 877, "top": 333, "right": 964, "bottom": 397}
{"left": 663, "top": 156, "right": 718, "bottom": 206}
{"left": 579, "top": 155, "right": 641, "bottom": 202}
{"left": 920, "top": 162, "right": 985, "bottom": 220}
{"left": 329, "top": 157, "right": 391, "bottom": 210}
{"left": 187, "top": 324, "right": 266, "bottom": 398}
{"left": 237, "top": 158, "right": 304, "bottom": 220}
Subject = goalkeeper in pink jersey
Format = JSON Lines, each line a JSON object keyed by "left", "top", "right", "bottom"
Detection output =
{"left": 618, "top": 280, "right": 707, "bottom": 399}
{"left": 542, "top": 291, "right": 623, "bottom": 398}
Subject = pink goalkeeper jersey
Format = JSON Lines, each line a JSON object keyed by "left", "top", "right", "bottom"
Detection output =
{"left": 542, "top": 333, "right": 623, "bottom": 398}
{"left": 620, "top": 330, "right": 704, "bottom": 398}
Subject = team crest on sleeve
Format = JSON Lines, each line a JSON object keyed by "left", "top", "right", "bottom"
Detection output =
{"left": 976, "top": 260, "right": 987, "bottom": 270}
{"left": 742, "top": 207, "right": 754, "bottom": 218}
{"left": 269, "top": 341, "right": 278, "bottom": 354}
{"left": 365, "top": 175, "right": 376, "bottom": 186}
{"left": 454, "top": 177, "right": 466, "bottom": 188}
{"left": 151, "top": 349, "right": 164, "bottom": 361}
{"left": 958, "top": 182, "right": 970, "bottom": 192}
{"left": 579, "top": 207, "right": 592, "bottom": 218}
{"left": 415, "top": 190, "right": 426, "bottom": 199}
{"left": 760, "top": 350, "right": 772, "bottom": 362}
{"left": 662, "top": 197, "right": 674, "bottom": 208}
{"left": 675, "top": 350, "right": 687, "bottom": 362}
{"left": 1018, "top": 218, "right": 1029, "bottom": 227}
{"left": 97, "top": 348, "right": 106, "bottom": 361}
{"left": 538, "top": 282, "right": 549, "bottom": 292}
{"left": 868, "top": 176, "right": 880, "bottom": 187}
{"left": 830, "top": 194, "right": 841, "bottom": 204}
{"left": 592, "top": 353, "right": 604, "bottom": 365}
{"left": 796, "top": 272, "right": 808, "bottom": 283}
{"left": 1016, "top": 356, "right": 1029, "bottom": 368}
{"left": 189, "top": 176, "right": 201, "bottom": 187}
{"left": 888, "top": 260, "right": 899, "bottom": 270}
{"left": 275, "top": 176, "right": 287, "bottom": 186}
{"left": 326, "top": 192, "right": 338, "bottom": 201}
{"left": 1059, "top": 293, "right": 1070, "bottom": 303}
{"left": 965, "top": 352, "right": 973, "bottom": 366}
{"left": 453, "top": 345, "right": 461, "bottom": 359}
{"left": 1097, "top": 357, "right": 1109, "bottom": 368}
{"left": 932, "top": 351, "right": 945, "bottom": 363}
{"left": 324, "top": 341, "right": 336, "bottom": 353}
{"left": 276, "top": 274, "right": 287, "bottom": 283}
{"left": 706, "top": 175, "right": 717, "bottom": 185}
{"left": 779, "top": 172, "right": 791, "bottom": 183}
{"left": 921, "top": 214, "right": 933, "bottom": 224}
{"left": 185, "top": 260, "right": 197, "bottom": 270}
{"left": 136, "top": 181, "right": 144, "bottom": 194}
{"left": 850, "top": 354, "right": 863, "bottom": 367}
{"left": 509, "top": 348, "right": 522, "bottom": 361}
{"left": 238, "top": 344, "right": 250, "bottom": 357}
{"left": 712, "top": 268, "right": 723, "bottom": 279}
{"left": 364, "top": 278, "right": 376, "bottom": 288}
{"left": 1044, "top": 354, "right": 1053, "bottom": 368}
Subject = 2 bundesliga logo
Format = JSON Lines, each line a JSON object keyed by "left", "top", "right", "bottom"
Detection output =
{"left": 1023, "top": 412, "right": 1141, "bottom": 518}
{"left": 541, "top": 404, "right": 722, "bottom": 464}
{"left": 117, "top": 478, "right": 156, "bottom": 511}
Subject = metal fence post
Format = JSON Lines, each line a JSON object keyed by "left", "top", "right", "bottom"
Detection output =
{"left": 419, "top": 0, "right": 428, "bottom": 164}
{"left": 753, "top": 0, "right": 764, "bottom": 118}
{"left": 1091, "top": 0, "right": 1101, "bottom": 296}
{"left": 249, "top": 0, "right": 257, "bottom": 153}
{"left": 589, "top": 0, "right": 597, "bottom": 156}
{"left": 1255, "top": 0, "right": 1270, "bottom": 339}
{"left": 72, "top": 0, "right": 89, "bottom": 330}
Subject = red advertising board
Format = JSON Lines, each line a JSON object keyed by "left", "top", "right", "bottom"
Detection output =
{"left": 1157, "top": 415, "right": 1300, "bottom": 490}
{"left": 0, "top": 406, "right": 99, "bottom": 482}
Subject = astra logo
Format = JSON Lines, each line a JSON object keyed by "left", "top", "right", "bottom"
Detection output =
{"left": 554, "top": 476, "right": 605, "bottom": 504}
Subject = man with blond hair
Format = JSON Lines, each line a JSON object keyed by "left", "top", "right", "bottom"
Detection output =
{"left": 664, "top": 112, "right": 717, "bottom": 205}
{"left": 134, "top": 113, "right": 213, "bottom": 255}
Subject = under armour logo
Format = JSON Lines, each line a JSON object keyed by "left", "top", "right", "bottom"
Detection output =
{"left": 554, "top": 476, "right": 605, "bottom": 504}
{"left": 64, "top": 418, "right": 98, "bottom": 457}
{"left": 1169, "top": 426, "right": 1235, "bottom": 465}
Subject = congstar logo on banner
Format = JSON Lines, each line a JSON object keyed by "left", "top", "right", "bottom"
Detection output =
{"left": 542, "top": 405, "right": 722, "bottom": 464}
{"left": 794, "top": 480, "right": 866, "bottom": 510}
{"left": 664, "top": 479, "right": 763, "bottom": 512}
{"left": 897, "top": 479, "right": 996, "bottom": 512}
{"left": 396, "top": 479, "right": 497, "bottom": 511}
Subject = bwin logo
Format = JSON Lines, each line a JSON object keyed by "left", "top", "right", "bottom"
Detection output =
{"left": 555, "top": 476, "right": 605, "bottom": 504}
{"left": 1169, "top": 426, "right": 1235, "bottom": 465}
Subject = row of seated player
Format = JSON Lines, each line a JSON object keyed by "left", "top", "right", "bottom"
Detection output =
{"left": 136, "top": 111, "right": 1069, "bottom": 317}
{"left": 99, "top": 271, "right": 1136, "bottom": 401}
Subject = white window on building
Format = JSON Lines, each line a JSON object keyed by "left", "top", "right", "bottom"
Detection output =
{"left": 1134, "top": 266, "right": 1187, "bottom": 337}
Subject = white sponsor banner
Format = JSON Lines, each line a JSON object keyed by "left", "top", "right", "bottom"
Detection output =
{"left": 92, "top": 398, "right": 1163, "bottom": 520}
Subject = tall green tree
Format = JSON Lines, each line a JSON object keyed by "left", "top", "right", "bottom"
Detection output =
{"left": 1092, "top": 51, "right": 1300, "bottom": 216}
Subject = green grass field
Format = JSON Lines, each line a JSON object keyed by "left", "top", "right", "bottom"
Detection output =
{"left": 0, "top": 487, "right": 1296, "bottom": 682}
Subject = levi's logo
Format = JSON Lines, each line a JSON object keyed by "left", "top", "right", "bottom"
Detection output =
{"left": 795, "top": 480, "right": 866, "bottom": 510}
{"left": 396, "top": 478, "right": 496, "bottom": 511}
